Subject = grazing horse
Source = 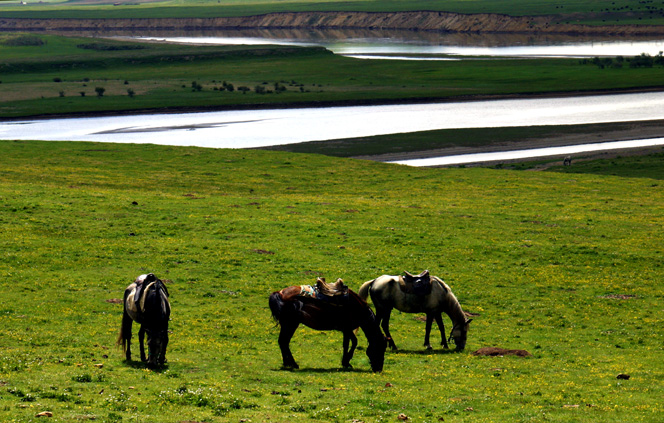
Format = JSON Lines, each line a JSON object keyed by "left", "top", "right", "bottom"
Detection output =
{"left": 358, "top": 271, "right": 472, "bottom": 351}
{"left": 117, "top": 273, "right": 171, "bottom": 367}
{"left": 269, "top": 283, "right": 387, "bottom": 372}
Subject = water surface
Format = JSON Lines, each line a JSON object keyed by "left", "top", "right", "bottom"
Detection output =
{"left": 2, "top": 92, "right": 663, "bottom": 148}
{"left": 132, "top": 29, "right": 664, "bottom": 58}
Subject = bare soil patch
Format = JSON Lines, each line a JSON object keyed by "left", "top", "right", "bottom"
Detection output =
{"left": 473, "top": 347, "right": 531, "bottom": 357}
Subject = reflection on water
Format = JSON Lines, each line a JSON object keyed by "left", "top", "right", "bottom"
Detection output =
{"left": 131, "top": 29, "right": 664, "bottom": 57}
{"left": 2, "top": 92, "right": 663, "bottom": 149}
{"left": 390, "top": 138, "right": 664, "bottom": 167}
{"left": 55, "top": 27, "right": 664, "bottom": 57}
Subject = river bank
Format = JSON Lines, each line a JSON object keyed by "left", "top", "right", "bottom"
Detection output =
{"left": 353, "top": 118, "right": 664, "bottom": 166}
{"left": 2, "top": 11, "right": 664, "bottom": 36}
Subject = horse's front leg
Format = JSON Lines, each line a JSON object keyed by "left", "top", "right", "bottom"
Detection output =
{"left": 160, "top": 331, "right": 169, "bottom": 365}
{"left": 377, "top": 307, "right": 398, "bottom": 350}
{"left": 138, "top": 326, "right": 147, "bottom": 362}
{"left": 434, "top": 313, "right": 449, "bottom": 349}
{"left": 278, "top": 323, "right": 300, "bottom": 369}
{"left": 342, "top": 330, "right": 358, "bottom": 369}
{"left": 424, "top": 313, "right": 434, "bottom": 350}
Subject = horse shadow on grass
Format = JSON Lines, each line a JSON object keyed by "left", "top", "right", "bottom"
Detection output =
{"left": 273, "top": 366, "right": 374, "bottom": 374}
{"left": 391, "top": 348, "right": 460, "bottom": 356}
{"left": 123, "top": 360, "right": 170, "bottom": 372}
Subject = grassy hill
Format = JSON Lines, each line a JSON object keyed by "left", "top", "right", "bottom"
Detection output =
{"left": 0, "top": 140, "right": 662, "bottom": 422}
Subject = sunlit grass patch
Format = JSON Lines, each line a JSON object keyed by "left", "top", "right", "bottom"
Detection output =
{"left": 0, "top": 141, "right": 661, "bottom": 422}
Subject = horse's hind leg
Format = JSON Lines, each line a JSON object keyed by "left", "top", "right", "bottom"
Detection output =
{"left": 424, "top": 313, "right": 435, "bottom": 350}
{"left": 434, "top": 313, "right": 449, "bottom": 349}
{"left": 119, "top": 309, "right": 133, "bottom": 361}
{"left": 342, "top": 330, "right": 358, "bottom": 369}
{"left": 377, "top": 307, "right": 398, "bottom": 350}
{"left": 138, "top": 326, "right": 147, "bottom": 362}
{"left": 278, "top": 323, "right": 300, "bottom": 369}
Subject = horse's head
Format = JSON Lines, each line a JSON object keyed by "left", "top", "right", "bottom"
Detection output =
{"left": 404, "top": 270, "right": 430, "bottom": 285}
{"left": 142, "top": 277, "right": 170, "bottom": 368}
{"left": 366, "top": 333, "right": 387, "bottom": 372}
{"left": 146, "top": 328, "right": 169, "bottom": 368}
{"left": 449, "top": 319, "right": 472, "bottom": 351}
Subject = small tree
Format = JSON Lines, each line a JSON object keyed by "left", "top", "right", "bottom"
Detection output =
{"left": 59, "top": 91, "right": 65, "bottom": 97}
{"left": 95, "top": 87, "right": 105, "bottom": 97}
{"left": 127, "top": 88, "right": 135, "bottom": 98}
{"left": 238, "top": 86, "right": 250, "bottom": 95}
{"left": 80, "top": 91, "right": 86, "bottom": 97}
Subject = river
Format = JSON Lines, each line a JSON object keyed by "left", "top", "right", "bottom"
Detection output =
{"left": 3, "top": 31, "right": 664, "bottom": 165}
{"left": 130, "top": 28, "right": 664, "bottom": 58}
{"left": 2, "top": 91, "right": 664, "bottom": 146}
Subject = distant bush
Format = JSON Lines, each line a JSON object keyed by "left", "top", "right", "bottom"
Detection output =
{"left": 222, "top": 81, "right": 234, "bottom": 92}
{"left": 581, "top": 52, "right": 664, "bottom": 69}
{"left": 2, "top": 34, "right": 45, "bottom": 47}
{"left": 629, "top": 53, "right": 655, "bottom": 68}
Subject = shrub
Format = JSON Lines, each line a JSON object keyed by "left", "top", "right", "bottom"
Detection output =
{"left": 2, "top": 34, "right": 45, "bottom": 46}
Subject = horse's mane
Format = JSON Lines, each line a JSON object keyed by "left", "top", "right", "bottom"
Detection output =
{"left": 432, "top": 276, "right": 465, "bottom": 321}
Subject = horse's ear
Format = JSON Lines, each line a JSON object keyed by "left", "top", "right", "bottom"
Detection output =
{"left": 404, "top": 271, "right": 413, "bottom": 277}
{"left": 145, "top": 273, "right": 157, "bottom": 282}
{"left": 336, "top": 278, "right": 343, "bottom": 283}
{"left": 317, "top": 277, "right": 325, "bottom": 283}
{"left": 466, "top": 318, "right": 473, "bottom": 325}
{"left": 419, "top": 270, "right": 429, "bottom": 277}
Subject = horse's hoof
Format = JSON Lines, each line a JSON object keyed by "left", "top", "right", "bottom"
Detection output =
{"left": 424, "top": 345, "right": 433, "bottom": 350}
{"left": 283, "top": 363, "right": 299, "bottom": 370}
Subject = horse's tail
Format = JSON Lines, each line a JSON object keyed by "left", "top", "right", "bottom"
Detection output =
{"left": 357, "top": 279, "right": 375, "bottom": 302}
{"left": 117, "top": 290, "right": 132, "bottom": 353}
{"left": 268, "top": 291, "right": 286, "bottom": 325}
{"left": 269, "top": 291, "right": 304, "bottom": 326}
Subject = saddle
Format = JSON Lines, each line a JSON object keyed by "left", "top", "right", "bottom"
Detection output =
{"left": 315, "top": 277, "right": 349, "bottom": 299}
{"left": 398, "top": 270, "right": 432, "bottom": 296}
{"left": 133, "top": 273, "right": 162, "bottom": 312}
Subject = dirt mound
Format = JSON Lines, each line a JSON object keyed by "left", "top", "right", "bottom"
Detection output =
{"left": 473, "top": 347, "right": 531, "bottom": 357}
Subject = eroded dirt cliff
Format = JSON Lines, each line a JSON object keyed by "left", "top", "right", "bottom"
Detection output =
{"left": 2, "top": 11, "right": 664, "bottom": 35}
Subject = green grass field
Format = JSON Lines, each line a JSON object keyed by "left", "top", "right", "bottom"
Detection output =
{"left": 2, "top": 0, "right": 664, "bottom": 25}
{"left": 2, "top": 33, "right": 664, "bottom": 119}
{"left": 0, "top": 140, "right": 662, "bottom": 422}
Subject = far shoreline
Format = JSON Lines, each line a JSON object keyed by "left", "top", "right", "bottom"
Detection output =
{"left": 2, "top": 86, "right": 663, "bottom": 123}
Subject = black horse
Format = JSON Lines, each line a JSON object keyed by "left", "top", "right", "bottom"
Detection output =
{"left": 269, "top": 284, "right": 387, "bottom": 372}
{"left": 117, "top": 273, "right": 171, "bottom": 367}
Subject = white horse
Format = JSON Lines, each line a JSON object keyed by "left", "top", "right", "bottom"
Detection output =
{"left": 358, "top": 271, "right": 471, "bottom": 351}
